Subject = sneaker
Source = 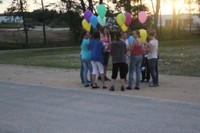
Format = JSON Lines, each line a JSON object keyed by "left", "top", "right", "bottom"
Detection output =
{"left": 109, "top": 86, "right": 115, "bottom": 91}
{"left": 121, "top": 85, "right": 125, "bottom": 91}
{"left": 134, "top": 87, "right": 140, "bottom": 90}
{"left": 105, "top": 76, "right": 111, "bottom": 81}
{"left": 84, "top": 84, "right": 89, "bottom": 87}
{"left": 92, "top": 84, "right": 99, "bottom": 89}
{"left": 102, "top": 85, "right": 108, "bottom": 89}
{"left": 140, "top": 79, "right": 145, "bottom": 82}
{"left": 149, "top": 84, "right": 158, "bottom": 87}
{"left": 126, "top": 86, "right": 132, "bottom": 90}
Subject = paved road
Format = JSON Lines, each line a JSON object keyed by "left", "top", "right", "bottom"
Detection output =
{"left": 0, "top": 81, "right": 200, "bottom": 133}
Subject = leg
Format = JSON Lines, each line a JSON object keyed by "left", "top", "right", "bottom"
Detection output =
{"left": 97, "top": 62, "right": 107, "bottom": 88}
{"left": 128, "top": 56, "right": 134, "bottom": 89}
{"left": 80, "top": 55, "right": 84, "bottom": 84}
{"left": 135, "top": 56, "right": 142, "bottom": 89}
{"left": 82, "top": 59, "right": 89, "bottom": 86}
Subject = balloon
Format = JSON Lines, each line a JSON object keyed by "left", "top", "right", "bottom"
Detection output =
{"left": 90, "top": 15, "right": 98, "bottom": 29}
{"left": 128, "top": 36, "right": 135, "bottom": 46}
{"left": 98, "top": 16, "right": 106, "bottom": 26}
{"left": 116, "top": 13, "right": 126, "bottom": 26}
{"left": 124, "top": 12, "right": 132, "bottom": 26}
{"left": 121, "top": 24, "right": 128, "bottom": 32}
{"left": 138, "top": 11, "right": 147, "bottom": 24}
{"left": 97, "top": 4, "right": 107, "bottom": 19}
{"left": 84, "top": 10, "right": 93, "bottom": 22}
{"left": 82, "top": 19, "right": 91, "bottom": 32}
{"left": 139, "top": 29, "right": 147, "bottom": 43}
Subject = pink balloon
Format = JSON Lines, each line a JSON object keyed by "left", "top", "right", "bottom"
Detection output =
{"left": 138, "top": 11, "right": 147, "bottom": 24}
{"left": 124, "top": 12, "right": 132, "bottom": 26}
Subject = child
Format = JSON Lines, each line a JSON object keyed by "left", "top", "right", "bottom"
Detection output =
{"left": 80, "top": 30, "right": 92, "bottom": 87}
{"left": 147, "top": 30, "right": 159, "bottom": 87}
{"left": 109, "top": 31, "right": 127, "bottom": 91}
{"left": 89, "top": 31, "right": 108, "bottom": 89}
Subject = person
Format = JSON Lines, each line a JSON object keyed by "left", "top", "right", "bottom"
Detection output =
{"left": 126, "top": 30, "right": 143, "bottom": 90}
{"left": 99, "top": 26, "right": 111, "bottom": 81}
{"left": 89, "top": 31, "right": 108, "bottom": 89}
{"left": 80, "top": 30, "right": 92, "bottom": 87}
{"left": 140, "top": 40, "right": 150, "bottom": 82}
{"left": 121, "top": 32, "right": 129, "bottom": 81}
{"left": 109, "top": 31, "right": 127, "bottom": 91}
{"left": 147, "top": 30, "right": 159, "bottom": 87}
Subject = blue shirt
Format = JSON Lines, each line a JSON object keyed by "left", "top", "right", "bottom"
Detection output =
{"left": 81, "top": 39, "right": 90, "bottom": 60}
{"left": 89, "top": 39, "right": 104, "bottom": 63}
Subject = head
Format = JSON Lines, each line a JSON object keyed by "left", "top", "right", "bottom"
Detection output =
{"left": 132, "top": 30, "right": 140, "bottom": 38}
{"left": 148, "top": 29, "right": 156, "bottom": 40}
{"left": 121, "top": 32, "right": 128, "bottom": 40}
{"left": 93, "top": 31, "right": 100, "bottom": 39}
{"left": 103, "top": 26, "right": 110, "bottom": 36}
{"left": 114, "top": 31, "right": 122, "bottom": 41}
{"left": 80, "top": 30, "right": 89, "bottom": 44}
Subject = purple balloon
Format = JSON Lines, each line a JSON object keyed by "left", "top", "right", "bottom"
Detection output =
{"left": 84, "top": 10, "right": 93, "bottom": 22}
{"left": 125, "top": 12, "right": 132, "bottom": 26}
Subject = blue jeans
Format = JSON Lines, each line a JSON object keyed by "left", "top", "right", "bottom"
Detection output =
{"left": 128, "top": 55, "right": 142, "bottom": 88}
{"left": 148, "top": 58, "right": 158, "bottom": 85}
{"left": 82, "top": 59, "right": 92, "bottom": 85}
{"left": 80, "top": 55, "right": 84, "bottom": 84}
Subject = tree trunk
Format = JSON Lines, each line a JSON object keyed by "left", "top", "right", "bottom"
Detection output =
{"left": 80, "top": 0, "right": 86, "bottom": 12}
{"left": 41, "top": 0, "right": 47, "bottom": 45}
{"left": 88, "top": 0, "right": 93, "bottom": 12}
{"left": 20, "top": 0, "right": 28, "bottom": 47}
{"left": 99, "top": 0, "right": 103, "bottom": 4}
{"left": 172, "top": 0, "right": 177, "bottom": 40}
{"left": 154, "top": 0, "right": 161, "bottom": 37}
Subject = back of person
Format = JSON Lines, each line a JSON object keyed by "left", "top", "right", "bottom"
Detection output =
{"left": 111, "top": 40, "right": 126, "bottom": 64}
{"left": 89, "top": 39, "right": 104, "bottom": 63}
{"left": 81, "top": 38, "right": 90, "bottom": 60}
{"left": 148, "top": 38, "right": 158, "bottom": 59}
{"left": 131, "top": 39, "right": 142, "bottom": 56}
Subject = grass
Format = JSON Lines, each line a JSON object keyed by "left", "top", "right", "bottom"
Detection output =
{"left": 0, "top": 39, "right": 200, "bottom": 77}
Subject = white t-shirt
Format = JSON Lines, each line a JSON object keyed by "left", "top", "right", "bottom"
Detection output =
{"left": 148, "top": 38, "right": 158, "bottom": 59}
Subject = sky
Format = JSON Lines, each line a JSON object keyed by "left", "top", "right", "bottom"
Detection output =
{"left": 0, "top": 0, "right": 196, "bottom": 15}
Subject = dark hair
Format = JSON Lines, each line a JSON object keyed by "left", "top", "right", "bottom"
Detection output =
{"left": 80, "top": 30, "right": 87, "bottom": 44}
{"left": 93, "top": 31, "right": 100, "bottom": 39}
{"left": 114, "top": 31, "right": 121, "bottom": 41}
{"left": 148, "top": 29, "right": 156, "bottom": 36}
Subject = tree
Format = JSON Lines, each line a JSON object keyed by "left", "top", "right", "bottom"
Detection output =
{"left": 34, "top": 0, "right": 47, "bottom": 45}
{"left": 0, "top": 0, "right": 2, "bottom": 4}
{"left": 7, "top": 0, "right": 29, "bottom": 47}
{"left": 150, "top": 0, "right": 161, "bottom": 37}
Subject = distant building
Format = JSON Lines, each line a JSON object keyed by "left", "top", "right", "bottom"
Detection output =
{"left": 0, "top": 15, "right": 23, "bottom": 23}
{"left": 157, "top": 14, "right": 200, "bottom": 31}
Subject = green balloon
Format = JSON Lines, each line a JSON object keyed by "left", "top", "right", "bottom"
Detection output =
{"left": 116, "top": 13, "right": 126, "bottom": 26}
{"left": 97, "top": 4, "right": 107, "bottom": 19}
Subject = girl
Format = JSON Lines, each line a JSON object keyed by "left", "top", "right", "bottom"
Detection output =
{"left": 89, "top": 31, "right": 108, "bottom": 89}
{"left": 127, "top": 30, "right": 143, "bottom": 90}
{"left": 80, "top": 30, "right": 92, "bottom": 87}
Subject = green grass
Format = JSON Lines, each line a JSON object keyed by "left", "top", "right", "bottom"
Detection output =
{"left": 0, "top": 39, "right": 200, "bottom": 77}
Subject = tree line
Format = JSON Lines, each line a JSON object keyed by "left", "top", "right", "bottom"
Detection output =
{"left": 1, "top": 0, "right": 200, "bottom": 48}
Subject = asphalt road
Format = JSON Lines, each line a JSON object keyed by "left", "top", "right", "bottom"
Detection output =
{"left": 0, "top": 81, "right": 200, "bottom": 133}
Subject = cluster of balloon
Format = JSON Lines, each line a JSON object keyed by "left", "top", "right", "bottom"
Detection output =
{"left": 82, "top": 10, "right": 92, "bottom": 32}
{"left": 116, "top": 12, "right": 132, "bottom": 32}
{"left": 97, "top": 4, "right": 107, "bottom": 27}
{"left": 82, "top": 4, "right": 107, "bottom": 31}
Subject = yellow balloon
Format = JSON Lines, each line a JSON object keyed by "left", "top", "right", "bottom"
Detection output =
{"left": 121, "top": 24, "right": 128, "bottom": 32}
{"left": 139, "top": 29, "right": 147, "bottom": 43}
{"left": 82, "top": 19, "right": 91, "bottom": 32}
